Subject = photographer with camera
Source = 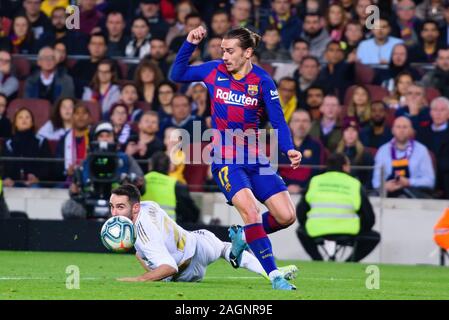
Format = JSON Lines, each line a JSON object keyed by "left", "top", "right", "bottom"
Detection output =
{"left": 62, "top": 122, "right": 144, "bottom": 220}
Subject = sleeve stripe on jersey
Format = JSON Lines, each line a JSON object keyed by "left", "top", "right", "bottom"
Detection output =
{"left": 136, "top": 222, "right": 150, "bottom": 244}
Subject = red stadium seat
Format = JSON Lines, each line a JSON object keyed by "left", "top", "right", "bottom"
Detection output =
{"left": 366, "top": 147, "right": 378, "bottom": 158}
{"left": 259, "top": 62, "right": 275, "bottom": 77}
{"left": 81, "top": 100, "right": 101, "bottom": 124}
{"left": 7, "top": 98, "right": 51, "bottom": 130}
{"left": 12, "top": 56, "right": 31, "bottom": 80}
{"left": 426, "top": 87, "right": 441, "bottom": 104}
{"left": 354, "top": 62, "right": 375, "bottom": 85}
{"left": 116, "top": 60, "right": 128, "bottom": 79}
{"left": 184, "top": 163, "right": 209, "bottom": 192}
{"left": 135, "top": 101, "right": 152, "bottom": 112}
{"left": 47, "top": 139, "right": 59, "bottom": 156}
{"left": 385, "top": 107, "right": 396, "bottom": 127}
{"left": 344, "top": 85, "right": 389, "bottom": 107}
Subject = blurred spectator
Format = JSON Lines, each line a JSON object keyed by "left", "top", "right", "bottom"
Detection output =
{"left": 79, "top": 0, "right": 104, "bottom": 36}
{"left": 1, "top": 107, "right": 52, "bottom": 187}
{"left": 336, "top": 117, "right": 374, "bottom": 188}
{"left": 372, "top": 116, "right": 435, "bottom": 198}
{"left": 347, "top": 85, "right": 371, "bottom": 128}
{"left": 304, "top": 85, "right": 325, "bottom": 121}
{"left": 354, "top": 0, "right": 374, "bottom": 36}
{"left": 293, "top": 56, "right": 321, "bottom": 106}
{"left": 164, "top": 126, "right": 186, "bottom": 184}
{"left": 440, "top": 3, "right": 449, "bottom": 46}
{"left": 340, "top": 0, "right": 356, "bottom": 19}
{"left": 82, "top": 59, "right": 121, "bottom": 119}
{"left": 391, "top": 0, "right": 422, "bottom": 48}
{"left": 169, "top": 13, "right": 203, "bottom": 53}
{"left": 258, "top": 27, "right": 290, "bottom": 61}
{"left": 0, "top": 0, "right": 23, "bottom": 18}
{"left": 278, "top": 77, "right": 299, "bottom": 123}
{"left": 231, "top": 0, "right": 257, "bottom": 32}
{"left": 154, "top": 80, "right": 176, "bottom": 123}
{"left": 56, "top": 102, "right": 91, "bottom": 180}
{"left": 416, "top": 96, "right": 449, "bottom": 198}
{"left": 186, "top": 81, "right": 210, "bottom": 121}
{"left": 137, "top": 0, "right": 170, "bottom": 40}
{"left": 360, "top": 101, "right": 393, "bottom": 149}
{"left": 278, "top": 109, "right": 324, "bottom": 194}
{"left": 374, "top": 43, "right": 421, "bottom": 91}
{"left": 0, "top": 50, "right": 19, "bottom": 99}
{"left": 409, "top": 20, "right": 444, "bottom": 63}
{"left": 395, "top": 83, "right": 431, "bottom": 130}
{"left": 3, "top": 15, "right": 36, "bottom": 54}
{"left": 119, "top": 83, "right": 142, "bottom": 123}
{"left": 325, "top": 3, "right": 348, "bottom": 42}
{"left": 259, "top": 0, "right": 302, "bottom": 50}
{"left": 104, "top": 11, "right": 129, "bottom": 57}
{"left": 21, "top": 0, "right": 51, "bottom": 42}
{"left": 24, "top": 46, "right": 75, "bottom": 103}
{"left": 165, "top": 0, "right": 197, "bottom": 47}
{"left": 125, "top": 16, "right": 151, "bottom": 59}
{"left": 159, "top": 94, "right": 205, "bottom": 140}
{"left": 356, "top": 17, "right": 403, "bottom": 65}
{"left": 134, "top": 60, "right": 164, "bottom": 106}
{"left": 41, "top": 0, "right": 69, "bottom": 18}
{"left": 309, "top": 95, "right": 343, "bottom": 152}
{"left": 70, "top": 33, "right": 108, "bottom": 98}
{"left": 42, "top": 6, "right": 89, "bottom": 55}
{"left": 142, "top": 151, "right": 199, "bottom": 223}
{"left": 203, "top": 36, "right": 222, "bottom": 61}
{"left": 38, "top": 97, "right": 74, "bottom": 141}
{"left": 109, "top": 102, "right": 135, "bottom": 151}
{"left": 300, "top": 13, "right": 331, "bottom": 61}
{"left": 416, "top": 0, "right": 446, "bottom": 28}
{"left": 422, "top": 47, "right": 449, "bottom": 98}
{"left": 53, "top": 40, "right": 69, "bottom": 75}
{"left": 210, "top": 10, "right": 232, "bottom": 38}
{"left": 0, "top": 93, "right": 12, "bottom": 138}
{"left": 273, "top": 38, "right": 310, "bottom": 82}
{"left": 126, "top": 110, "right": 164, "bottom": 174}
{"left": 318, "top": 41, "right": 354, "bottom": 102}
{"left": 149, "top": 36, "right": 171, "bottom": 76}
{"left": 384, "top": 71, "right": 414, "bottom": 109}
{"left": 341, "top": 20, "right": 364, "bottom": 63}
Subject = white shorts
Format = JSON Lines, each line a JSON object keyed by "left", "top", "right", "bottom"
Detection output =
{"left": 174, "top": 229, "right": 225, "bottom": 282}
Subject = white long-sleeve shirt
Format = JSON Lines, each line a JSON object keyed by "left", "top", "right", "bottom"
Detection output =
{"left": 372, "top": 139, "right": 435, "bottom": 189}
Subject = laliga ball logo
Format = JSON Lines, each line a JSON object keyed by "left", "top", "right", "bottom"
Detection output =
{"left": 100, "top": 216, "right": 136, "bottom": 252}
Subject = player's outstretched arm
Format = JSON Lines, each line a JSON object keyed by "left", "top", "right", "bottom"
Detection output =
{"left": 169, "top": 26, "right": 218, "bottom": 83}
{"left": 117, "top": 264, "right": 177, "bottom": 282}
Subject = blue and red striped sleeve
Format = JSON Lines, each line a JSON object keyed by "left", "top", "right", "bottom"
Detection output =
{"left": 169, "top": 41, "right": 220, "bottom": 83}
{"left": 260, "top": 76, "right": 295, "bottom": 155}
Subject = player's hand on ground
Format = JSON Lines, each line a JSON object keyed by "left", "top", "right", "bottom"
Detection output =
{"left": 187, "top": 26, "right": 207, "bottom": 45}
{"left": 287, "top": 149, "right": 302, "bottom": 169}
{"left": 117, "top": 276, "right": 141, "bottom": 282}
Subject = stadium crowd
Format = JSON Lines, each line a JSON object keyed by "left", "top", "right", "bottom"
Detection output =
{"left": 0, "top": 0, "right": 449, "bottom": 200}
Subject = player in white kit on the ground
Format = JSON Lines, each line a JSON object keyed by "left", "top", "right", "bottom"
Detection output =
{"left": 110, "top": 184, "right": 297, "bottom": 282}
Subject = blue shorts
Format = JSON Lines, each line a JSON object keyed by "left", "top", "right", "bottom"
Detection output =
{"left": 211, "top": 163, "right": 287, "bottom": 205}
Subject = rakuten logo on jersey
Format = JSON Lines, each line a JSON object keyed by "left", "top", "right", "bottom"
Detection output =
{"left": 215, "top": 88, "right": 258, "bottom": 107}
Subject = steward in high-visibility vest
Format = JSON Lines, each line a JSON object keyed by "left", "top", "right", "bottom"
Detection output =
{"left": 141, "top": 151, "right": 199, "bottom": 223}
{"left": 434, "top": 208, "right": 449, "bottom": 251}
{"left": 142, "top": 171, "right": 177, "bottom": 220}
{"left": 296, "top": 153, "right": 380, "bottom": 262}
{"left": 0, "top": 178, "right": 10, "bottom": 219}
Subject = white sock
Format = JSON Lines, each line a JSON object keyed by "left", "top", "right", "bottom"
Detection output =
{"left": 221, "top": 242, "right": 265, "bottom": 275}
{"left": 268, "top": 270, "right": 282, "bottom": 282}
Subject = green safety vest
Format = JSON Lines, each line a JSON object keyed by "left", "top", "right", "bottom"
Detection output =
{"left": 305, "top": 171, "right": 361, "bottom": 237}
{"left": 142, "top": 171, "right": 177, "bottom": 220}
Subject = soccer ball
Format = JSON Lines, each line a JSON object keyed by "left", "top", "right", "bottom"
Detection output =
{"left": 100, "top": 216, "right": 136, "bottom": 252}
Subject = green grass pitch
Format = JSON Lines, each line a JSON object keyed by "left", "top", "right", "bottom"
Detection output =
{"left": 1, "top": 251, "right": 448, "bottom": 300}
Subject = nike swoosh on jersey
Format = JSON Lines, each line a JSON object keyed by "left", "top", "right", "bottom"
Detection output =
{"left": 217, "top": 77, "right": 229, "bottom": 81}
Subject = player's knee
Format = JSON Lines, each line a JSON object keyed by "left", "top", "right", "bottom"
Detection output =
{"left": 277, "top": 208, "right": 296, "bottom": 226}
{"left": 240, "top": 206, "right": 260, "bottom": 225}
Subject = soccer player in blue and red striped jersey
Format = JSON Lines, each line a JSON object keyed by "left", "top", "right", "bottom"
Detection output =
{"left": 170, "top": 26, "right": 302, "bottom": 290}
